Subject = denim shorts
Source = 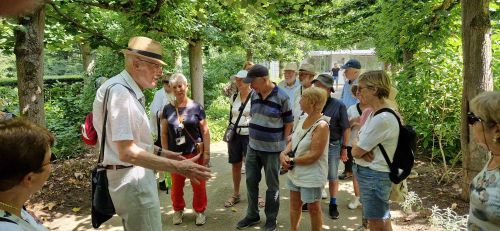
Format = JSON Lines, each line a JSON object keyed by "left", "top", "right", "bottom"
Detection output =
{"left": 327, "top": 141, "right": 341, "bottom": 180}
{"left": 353, "top": 164, "right": 392, "bottom": 220}
{"left": 287, "top": 178, "right": 322, "bottom": 203}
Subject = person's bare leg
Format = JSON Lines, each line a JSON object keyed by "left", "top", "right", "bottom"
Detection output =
{"left": 308, "top": 201, "right": 323, "bottom": 231}
{"left": 289, "top": 191, "right": 302, "bottom": 231}
{"left": 353, "top": 175, "right": 360, "bottom": 197}
{"left": 328, "top": 180, "right": 338, "bottom": 198}
{"left": 232, "top": 162, "right": 242, "bottom": 196}
{"left": 368, "top": 219, "right": 392, "bottom": 231}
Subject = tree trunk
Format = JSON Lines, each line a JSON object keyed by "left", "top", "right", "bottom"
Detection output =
{"left": 173, "top": 48, "right": 183, "bottom": 72}
{"left": 188, "top": 41, "right": 204, "bottom": 106}
{"left": 246, "top": 49, "right": 253, "bottom": 62}
{"left": 460, "top": 0, "right": 493, "bottom": 201}
{"left": 14, "top": 5, "right": 45, "bottom": 125}
{"left": 80, "top": 41, "right": 95, "bottom": 77}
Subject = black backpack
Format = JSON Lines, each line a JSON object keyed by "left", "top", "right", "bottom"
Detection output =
{"left": 374, "top": 108, "right": 416, "bottom": 184}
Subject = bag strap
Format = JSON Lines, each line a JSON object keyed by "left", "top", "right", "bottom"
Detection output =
{"left": 174, "top": 105, "right": 201, "bottom": 143}
{"left": 228, "top": 92, "right": 238, "bottom": 123}
{"left": 0, "top": 217, "right": 17, "bottom": 224}
{"left": 292, "top": 118, "right": 325, "bottom": 155}
{"left": 356, "top": 103, "right": 362, "bottom": 115}
{"left": 373, "top": 108, "right": 401, "bottom": 169}
{"left": 98, "top": 83, "right": 136, "bottom": 164}
{"left": 232, "top": 91, "right": 253, "bottom": 130}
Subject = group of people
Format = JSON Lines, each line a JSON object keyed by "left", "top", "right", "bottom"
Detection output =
{"left": 0, "top": 35, "right": 498, "bottom": 231}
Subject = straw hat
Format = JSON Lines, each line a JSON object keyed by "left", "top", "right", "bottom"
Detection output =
{"left": 299, "top": 63, "right": 316, "bottom": 75}
{"left": 284, "top": 63, "right": 298, "bottom": 72}
{"left": 122, "top": 36, "right": 166, "bottom": 66}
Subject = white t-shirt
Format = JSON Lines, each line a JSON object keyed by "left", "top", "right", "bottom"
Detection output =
{"left": 92, "top": 70, "right": 154, "bottom": 166}
{"left": 230, "top": 92, "right": 251, "bottom": 135}
{"left": 356, "top": 111, "right": 399, "bottom": 172}
{"left": 288, "top": 116, "right": 329, "bottom": 188}
{"left": 149, "top": 89, "right": 174, "bottom": 137}
{"left": 347, "top": 103, "right": 362, "bottom": 146}
{"left": 0, "top": 209, "right": 47, "bottom": 231}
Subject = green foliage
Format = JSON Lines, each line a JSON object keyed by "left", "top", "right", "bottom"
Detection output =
{"left": 0, "top": 86, "right": 18, "bottom": 113}
{"left": 203, "top": 48, "right": 246, "bottom": 107}
{"left": 44, "top": 82, "right": 87, "bottom": 159}
{"left": 205, "top": 94, "right": 230, "bottom": 142}
{"left": 395, "top": 36, "right": 463, "bottom": 162}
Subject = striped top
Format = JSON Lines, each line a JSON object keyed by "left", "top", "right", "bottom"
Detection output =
{"left": 248, "top": 85, "right": 293, "bottom": 152}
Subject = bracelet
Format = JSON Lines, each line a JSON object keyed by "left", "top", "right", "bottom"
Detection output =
{"left": 156, "top": 147, "right": 162, "bottom": 156}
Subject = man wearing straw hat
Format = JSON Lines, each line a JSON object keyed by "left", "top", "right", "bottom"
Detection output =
{"left": 92, "top": 36, "right": 211, "bottom": 230}
{"left": 278, "top": 62, "right": 300, "bottom": 105}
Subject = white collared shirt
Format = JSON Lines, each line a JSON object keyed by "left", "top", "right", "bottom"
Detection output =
{"left": 92, "top": 70, "right": 154, "bottom": 166}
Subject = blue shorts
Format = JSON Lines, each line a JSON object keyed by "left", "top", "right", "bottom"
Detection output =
{"left": 327, "top": 141, "right": 341, "bottom": 181}
{"left": 353, "top": 164, "right": 392, "bottom": 220}
{"left": 287, "top": 178, "right": 322, "bottom": 203}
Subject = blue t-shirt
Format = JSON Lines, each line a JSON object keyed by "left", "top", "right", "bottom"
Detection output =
{"left": 162, "top": 101, "right": 206, "bottom": 154}
{"left": 322, "top": 97, "right": 350, "bottom": 141}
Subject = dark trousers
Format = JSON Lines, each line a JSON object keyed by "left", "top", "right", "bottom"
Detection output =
{"left": 245, "top": 147, "right": 280, "bottom": 223}
{"left": 343, "top": 146, "right": 353, "bottom": 173}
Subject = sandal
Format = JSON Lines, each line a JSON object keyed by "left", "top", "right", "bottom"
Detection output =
{"left": 258, "top": 196, "right": 265, "bottom": 208}
{"left": 224, "top": 194, "right": 241, "bottom": 208}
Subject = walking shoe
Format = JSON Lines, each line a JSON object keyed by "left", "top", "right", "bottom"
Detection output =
{"left": 158, "top": 180, "right": 167, "bottom": 191}
{"left": 338, "top": 172, "right": 352, "bottom": 180}
{"left": 321, "top": 189, "right": 328, "bottom": 199}
{"left": 348, "top": 197, "right": 361, "bottom": 209}
{"left": 329, "top": 204, "right": 339, "bottom": 219}
{"left": 195, "top": 212, "right": 206, "bottom": 226}
{"left": 172, "top": 211, "right": 183, "bottom": 225}
{"left": 265, "top": 220, "right": 277, "bottom": 231}
{"left": 236, "top": 217, "right": 260, "bottom": 229}
{"left": 302, "top": 203, "right": 308, "bottom": 212}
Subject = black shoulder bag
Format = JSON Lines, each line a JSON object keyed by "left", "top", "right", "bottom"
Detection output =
{"left": 223, "top": 91, "right": 252, "bottom": 142}
{"left": 91, "top": 83, "right": 135, "bottom": 228}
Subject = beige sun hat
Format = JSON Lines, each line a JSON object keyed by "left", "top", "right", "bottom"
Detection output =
{"left": 122, "top": 36, "right": 167, "bottom": 66}
{"left": 284, "top": 63, "right": 298, "bottom": 72}
{"left": 299, "top": 63, "right": 316, "bottom": 75}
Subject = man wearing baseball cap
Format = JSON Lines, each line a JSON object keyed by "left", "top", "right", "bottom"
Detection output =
{"left": 339, "top": 59, "right": 362, "bottom": 181}
{"left": 92, "top": 36, "right": 211, "bottom": 230}
{"left": 312, "top": 74, "right": 350, "bottom": 219}
{"left": 237, "top": 64, "right": 293, "bottom": 231}
{"left": 278, "top": 63, "right": 300, "bottom": 105}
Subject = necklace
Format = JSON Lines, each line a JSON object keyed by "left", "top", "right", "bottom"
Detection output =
{"left": 0, "top": 201, "right": 19, "bottom": 212}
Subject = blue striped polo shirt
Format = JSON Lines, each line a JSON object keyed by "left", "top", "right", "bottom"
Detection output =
{"left": 249, "top": 85, "right": 293, "bottom": 153}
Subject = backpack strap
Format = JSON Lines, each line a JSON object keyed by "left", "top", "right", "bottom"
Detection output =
{"left": 0, "top": 217, "right": 17, "bottom": 224}
{"left": 373, "top": 108, "right": 401, "bottom": 169}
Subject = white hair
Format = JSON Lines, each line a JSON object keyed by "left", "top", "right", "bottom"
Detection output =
{"left": 169, "top": 73, "right": 188, "bottom": 86}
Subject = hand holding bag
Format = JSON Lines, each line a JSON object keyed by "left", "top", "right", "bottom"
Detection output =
{"left": 223, "top": 91, "right": 252, "bottom": 142}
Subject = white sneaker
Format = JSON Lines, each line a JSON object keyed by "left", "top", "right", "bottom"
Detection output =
{"left": 173, "top": 211, "right": 183, "bottom": 225}
{"left": 195, "top": 212, "right": 206, "bottom": 226}
{"left": 321, "top": 189, "right": 328, "bottom": 199}
{"left": 348, "top": 197, "right": 361, "bottom": 209}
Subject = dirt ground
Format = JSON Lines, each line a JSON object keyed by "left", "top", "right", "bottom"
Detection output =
{"left": 26, "top": 142, "right": 469, "bottom": 231}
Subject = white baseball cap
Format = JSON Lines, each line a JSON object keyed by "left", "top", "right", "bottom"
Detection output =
{"left": 234, "top": 70, "right": 248, "bottom": 78}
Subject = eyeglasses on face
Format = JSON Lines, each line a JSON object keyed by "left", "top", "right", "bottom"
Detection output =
{"left": 137, "top": 58, "right": 161, "bottom": 69}
{"left": 467, "top": 112, "right": 483, "bottom": 125}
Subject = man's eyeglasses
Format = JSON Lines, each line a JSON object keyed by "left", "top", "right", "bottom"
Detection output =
{"left": 467, "top": 112, "right": 483, "bottom": 125}
{"left": 137, "top": 58, "right": 161, "bottom": 69}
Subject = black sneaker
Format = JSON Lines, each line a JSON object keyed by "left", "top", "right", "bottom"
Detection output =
{"left": 236, "top": 217, "right": 260, "bottom": 229}
{"left": 302, "top": 203, "right": 308, "bottom": 212}
{"left": 329, "top": 204, "right": 339, "bottom": 219}
{"left": 158, "top": 180, "right": 167, "bottom": 191}
{"left": 338, "top": 172, "right": 352, "bottom": 180}
{"left": 265, "top": 220, "right": 277, "bottom": 231}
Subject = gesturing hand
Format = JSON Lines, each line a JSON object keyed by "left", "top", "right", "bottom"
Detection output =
{"left": 177, "top": 154, "right": 211, "bottom": 184}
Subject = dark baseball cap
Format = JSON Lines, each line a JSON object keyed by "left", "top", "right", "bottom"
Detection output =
{"left": 341, "top": 59, "right": 361, "bottom": 69}
{"left": 311, "top": 74, "right": 335, "bottom": 92}
{"left": 243, "top": 64, "right": 269, "bottom": 83}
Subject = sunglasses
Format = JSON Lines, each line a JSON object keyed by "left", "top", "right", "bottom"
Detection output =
{"left": 467, "top": 112, "right": 483, "bottom": 125}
